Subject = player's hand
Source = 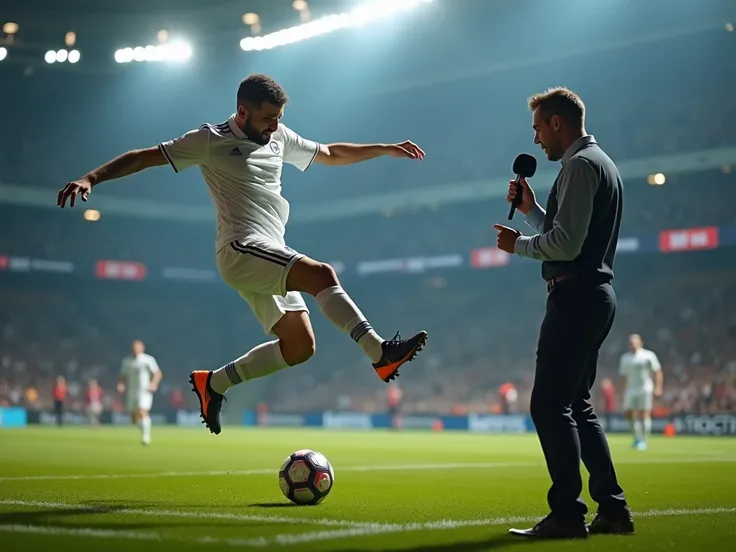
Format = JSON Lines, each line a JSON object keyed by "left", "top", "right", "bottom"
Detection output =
{"left": 58, "top": 178, "right": 93, "bottom": 208}
{"left": 117, "top": 382, "right": 125, "bottom": 394}
{"left": 493, "top": 224, "right": 521, "bottom": 254}
{"left": 387, "top": 141, "right": 425, "bottom": 160}
{"left": 148, "top": 384, "right": 158, "bottom": 393}
{"left": 654, "top": 387, "right": 663, "bottom": 398}
{"left": 506, "top": 177, "right": 537, "bottom": 215}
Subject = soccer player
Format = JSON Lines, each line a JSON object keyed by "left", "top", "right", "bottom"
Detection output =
{"left": 118, "top": 340, "right": 162, "bottom": 445}
{"left": 58, "top": 74, "right": 428, "bottom": 436}
{"left": 52, "top": 375, "right": 67, "bottom": 427}
{"left": 387, "top": 382, "right": 403, "bottom": 430}
{"left": 619, "top": 333, "right": 663, "bottom": 450}
{"left": 85, "top": 378, "right": 104, "bottom": 427}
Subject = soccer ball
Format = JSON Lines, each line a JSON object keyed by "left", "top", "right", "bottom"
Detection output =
{"left": 278, "top": 449, "right": 335, "bottom": 505}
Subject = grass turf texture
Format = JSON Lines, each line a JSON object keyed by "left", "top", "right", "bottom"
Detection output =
{"left": 1, "top": 427, "right": 735, "bottom": 551}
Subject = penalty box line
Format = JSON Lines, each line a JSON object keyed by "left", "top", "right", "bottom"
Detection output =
{"left": 0, "top": 456, "right": 733, "bottom": 482}
{"left": 254, "top": 506, "right": 736, "bottom": 547}
{"left": 1, "top": 505, "right": 735, "bottom": 548}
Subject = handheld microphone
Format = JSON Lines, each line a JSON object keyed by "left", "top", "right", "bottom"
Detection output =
{"left": 507, "top": 153, "right": 537, "bottom": 220}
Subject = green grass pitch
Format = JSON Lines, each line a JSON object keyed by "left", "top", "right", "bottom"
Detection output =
{"left": 1, "top": 426, "right": 735, "bottom": 551}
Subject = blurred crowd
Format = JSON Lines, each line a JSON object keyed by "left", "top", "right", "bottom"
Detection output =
{"left": 2, "top": 249, "right": 734, "bottom": 418}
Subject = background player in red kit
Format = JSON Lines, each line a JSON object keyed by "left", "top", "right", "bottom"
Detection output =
{"left": 600, "top": 378, "right": 616, "bottom": 429}
{"left": 53, "top": 376, "right": 68, "bottom": 427}
{"left": 86, "top": 379, "right": 104, "bottom": 427}
{"left": 387, "top": 383, "right": 403, "bottom": 430}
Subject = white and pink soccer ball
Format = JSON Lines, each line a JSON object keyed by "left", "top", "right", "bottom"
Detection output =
{"left": 278, "top": 449, "right": 335, "bottom": 505}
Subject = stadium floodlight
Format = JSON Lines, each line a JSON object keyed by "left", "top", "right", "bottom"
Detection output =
{"left": 44, "top": 49, "right": 80, "bottom": 64}
{"left": 240, "top": 0, "right": 433, "bottom": 52}
{"left": 84, "top": 209, "right": 101, "bottom": 222}
{"left": 243, "top": 13, "right": 260, "bottom": 25}
{"left": 114, "top": 41, "right": 192, "bottom": 63}
{"left": 2, "top": 22, "right": 19, "bottom": 34}
{"left": 647, "top": 173, "right": 667, "bottom": 186}
{"left": 0, "top": 47, "right": 7, "bottom": 62}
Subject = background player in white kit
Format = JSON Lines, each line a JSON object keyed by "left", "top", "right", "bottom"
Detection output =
{"left": 58, "top": 74, "right": 428, "bottom": 436}
{"left": 619, "top": 333, "right": 663, "bottom": 450}
{"left": 117, "top": 340, "right": 163, "bottom": 445}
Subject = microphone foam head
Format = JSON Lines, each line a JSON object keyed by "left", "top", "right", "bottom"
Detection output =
{"left": 513, "top": 154, "right": 537, "bottom": 178}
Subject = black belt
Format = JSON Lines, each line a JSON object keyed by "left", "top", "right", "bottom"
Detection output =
{"left": 546, "top": 274, "right": 574, "bottom": 293}
{"left": 546, "top": 274, "right": 612, "bottom": 293}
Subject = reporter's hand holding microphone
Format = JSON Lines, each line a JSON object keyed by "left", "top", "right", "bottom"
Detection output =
{"left": 494, "top": 154, "right": 538, "bottom": 253}
{"left": 506, "top": 176, "right": 537, "bottom": 215}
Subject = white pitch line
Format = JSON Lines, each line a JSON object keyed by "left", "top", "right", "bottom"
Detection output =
{"left": 0, "top": 499, "right": 375, "bottom": 529}
{"left": 224, "top": 507, "right": 736, "bottom": 547}
{"left": 1, "top": 506, "right": 734, "bottom": 548}
{"left": 0, "top": 468, "right": 273, "bottom": 482}
{"left": 0, "top": 456, "right": 733, "bottom": 482}
{"left": 0, "top": 524, "right": 160, "bottom": 541}
{"left": 0, "top": 462, "right": 532, "bottom": 482}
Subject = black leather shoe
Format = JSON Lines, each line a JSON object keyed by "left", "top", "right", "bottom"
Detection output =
{"left": 509, "top": 515, "right": 588, "bottom": 539}
{"left": 588, "top": 512, "right": 636, "bottom": 535}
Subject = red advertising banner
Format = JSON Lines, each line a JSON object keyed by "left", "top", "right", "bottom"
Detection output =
{"left": 659, "top": 227, "right": 719, "bottom": 253}
{"left": 470, "top": 247, "right": 511, "bottom": 268}
{"left": 95, "top": 260, "right": 147, "bottom": 280}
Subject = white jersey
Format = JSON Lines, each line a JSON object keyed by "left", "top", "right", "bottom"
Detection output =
{"left": 158, "top": 115, "right": 319, "bottom": 252}
{"left": 619, "top": 348, "right": 661, "bottom": 393}
{"left": 120, "top": 353, "right": 160, "bottom": 395}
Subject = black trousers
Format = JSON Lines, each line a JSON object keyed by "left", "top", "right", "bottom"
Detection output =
{"left": 531, "top": 280, "right": 628, "bottom": 523}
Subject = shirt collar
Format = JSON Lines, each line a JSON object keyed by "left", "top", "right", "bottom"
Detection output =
{"left": 561, "top": 134, "right": 596, "bottom": 165}
{"left": 228, "top": 114, "right": 247, "bottom": 140}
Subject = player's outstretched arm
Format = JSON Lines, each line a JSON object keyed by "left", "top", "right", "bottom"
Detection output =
{"left": 314, "top": 141, "right": 425, "bottom": 166}
{"left": 57, "top": 147, "right": 168, "bottom": 208}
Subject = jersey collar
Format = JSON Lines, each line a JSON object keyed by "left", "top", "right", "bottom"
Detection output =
{"left": 561, "top": 134, "right": 596, "bottom": 165}
{"left": 227, "top": 114, "right": 248, "bottom": 140}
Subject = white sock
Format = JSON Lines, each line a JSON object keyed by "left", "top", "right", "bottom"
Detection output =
{"left": 315, "top": 285, "right": 384, "bottom": 363}
{"left": 141, "top": 416, "right": 151, "bottom": 444}
{"left": 643, "top": 416, "right": 652, "bottom": 440}
{"left": 210, "top": 340, "right": 289, "bottom": 394}
{"left": 633, "top": 419, "right": 644, "bottom": 441}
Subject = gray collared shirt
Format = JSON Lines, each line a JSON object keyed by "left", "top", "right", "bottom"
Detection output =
{"left": 514, "top": 135, "right": 599, "bottom": 261}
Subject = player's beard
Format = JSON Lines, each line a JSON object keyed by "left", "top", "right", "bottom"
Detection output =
{"left": 241, "top": 118, "right": 271, "bottom": 146}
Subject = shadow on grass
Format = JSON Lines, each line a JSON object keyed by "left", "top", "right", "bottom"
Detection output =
{"left": 248, "top": 502, "right": 302, "bottom": 509}
{"left": 0, "top": 505, "right": 187, "bottom": 531}
{"left": 0, "top": 502, "right": 287, "bottom": 532}
{"left": 331, "top": 532, "right": 536, "bottom": 552}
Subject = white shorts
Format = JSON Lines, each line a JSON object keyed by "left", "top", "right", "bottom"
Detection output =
{"left": 623, "top": 389, "right": 653, "bottom": 412}
{"left": 217, "top": 237, "right": 309, "bottom": 335}
{"left": 126, "top": 391, "right": 153, "bottom": 413}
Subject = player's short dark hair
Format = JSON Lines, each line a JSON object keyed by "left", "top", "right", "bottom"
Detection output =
{"left": 527, "top": 87, "right": 585, "bottom": 128}
{"left": 237, "top": 74, "right": 289, "bottom": 108}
